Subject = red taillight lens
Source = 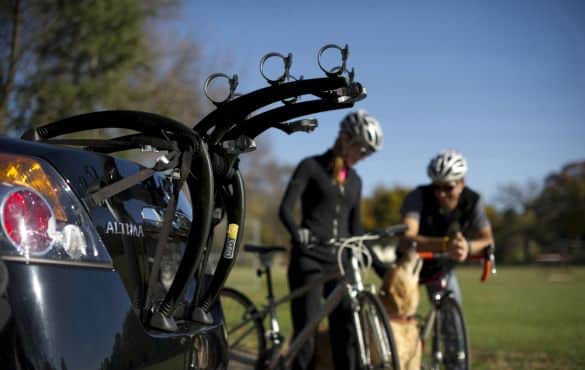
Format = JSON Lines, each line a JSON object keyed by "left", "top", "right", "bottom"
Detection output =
{"left": 1, "top": 188, "right": 55, "bottom": 256}
{"left": 0, "top": 152, "right": 111, "bottom": 266}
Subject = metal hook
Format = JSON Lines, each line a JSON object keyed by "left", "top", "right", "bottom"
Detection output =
{"left": 260, "top": 52, "right": 293, "bottom": 85}
{"left": 317, "top": 43, "right": 349, "bottom": 77}
{"left": 204, "top": 73, "right": 239, "bottom": 106}
{"left": 347, "top": 67, "right": 355, "bottom": 83}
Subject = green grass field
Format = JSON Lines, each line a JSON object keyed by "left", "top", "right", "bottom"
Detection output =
{"left": 225, "top": 264, "right": 585, "bottom": 370}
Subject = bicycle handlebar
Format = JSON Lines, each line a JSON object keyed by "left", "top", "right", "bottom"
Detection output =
{"left": 417, "top": 243, "right": 496, "bottom": 282}
{"left": 305, "top": 224, "right": 407, "bottom": 250}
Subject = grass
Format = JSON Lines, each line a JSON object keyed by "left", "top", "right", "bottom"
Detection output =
{"left": 225, "top": 263, "right": 585, "bottom": 370}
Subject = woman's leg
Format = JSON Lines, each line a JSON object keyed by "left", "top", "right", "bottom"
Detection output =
{"left": 325, "top": 278, "right": 357, "bottom": 370}
{"left": 288, "top": 255, "right": 325, "bottom": 370}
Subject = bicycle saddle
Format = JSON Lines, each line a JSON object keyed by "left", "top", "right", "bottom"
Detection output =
{"left": 244, "top": 244, "right": 287, "bottom": 254}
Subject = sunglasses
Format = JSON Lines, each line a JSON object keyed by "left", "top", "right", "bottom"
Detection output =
{"left": 432, "top": 183, "right": 457, "bottom": 193}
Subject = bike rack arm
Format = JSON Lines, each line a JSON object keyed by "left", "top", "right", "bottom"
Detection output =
{"left": 149, "top": 145, "right": 215, "bottom": 330}
{"left": 224, "top": 99, "right": 354, "bottom": 140}
{"left": 194, "top": 76, "right": 350, "bottom": 144}
{"left": 22, "top": 110, "right": 197, "bottom": 142}
{"left": 192, "top": 169, "right": 246, "bottom": 323}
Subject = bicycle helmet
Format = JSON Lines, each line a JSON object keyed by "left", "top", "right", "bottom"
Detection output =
{"left": 427, "top": 150, "right": 468, "bottom": 182}
{"left": 340, "top": 110, "right": 383, "bottom": 152}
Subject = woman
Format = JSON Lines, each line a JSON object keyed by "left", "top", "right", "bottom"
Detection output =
{"left": 279, "top": 110, "right": 384, "bottom": 370}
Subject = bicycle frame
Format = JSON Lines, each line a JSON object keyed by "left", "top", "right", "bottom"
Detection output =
{"left": 228, "top": 269, "right": 340, "bottom": 345}
{"left": 263, "top": 230, "right": 404, "bottom": 369}
{"left": 266, "top": 251, "right": 370, "bottom": 370}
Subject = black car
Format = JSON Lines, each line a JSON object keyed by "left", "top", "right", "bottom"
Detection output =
{"left": 0, "top": 45, "right": 366, "bottom": 370}
{"left": 0, "top": 130, "right": 228, "bottom": 369}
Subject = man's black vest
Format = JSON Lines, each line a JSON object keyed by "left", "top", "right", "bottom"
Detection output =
{"left": 417, "top": 185, "right": 480, "bottom": 281}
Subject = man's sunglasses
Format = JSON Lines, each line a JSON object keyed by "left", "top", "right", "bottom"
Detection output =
{"left": 432, "top": 183, "right": 457, "bottom": 193}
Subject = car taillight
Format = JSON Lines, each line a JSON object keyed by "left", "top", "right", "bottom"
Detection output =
{"left": 0, "top": 153, "right": 112, "bottom": 267}
{"left": 1, "top": 188, "right": 55, "bottom": 256}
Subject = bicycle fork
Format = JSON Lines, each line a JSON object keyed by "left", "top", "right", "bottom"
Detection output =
{"left": 420, "top": 293, "right": 443, "bottom": 370}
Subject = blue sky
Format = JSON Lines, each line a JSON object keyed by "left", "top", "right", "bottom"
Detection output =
{"left": 178, "top": 0, "right": 584, "bottom": 204}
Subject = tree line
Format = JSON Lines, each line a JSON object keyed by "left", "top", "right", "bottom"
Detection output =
{"left": 241, "top": 155, "right": 585, "bottom": 265}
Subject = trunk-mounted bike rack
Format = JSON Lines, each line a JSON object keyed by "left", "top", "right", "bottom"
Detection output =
{"left": 20, "top": 43, "right": 367, "bottom": 333}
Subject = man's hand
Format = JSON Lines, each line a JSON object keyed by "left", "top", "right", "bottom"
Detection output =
{"left": 447, "top": 232, "right": 469, "bottom": 262}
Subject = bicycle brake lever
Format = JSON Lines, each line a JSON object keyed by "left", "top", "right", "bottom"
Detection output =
{"left": 274, "top": 119, "right": 318, "bottom": 135}
{"left": 380, "top": 224, "right": 408, "bottom": 237}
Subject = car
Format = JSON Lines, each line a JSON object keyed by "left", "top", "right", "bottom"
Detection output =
{"left": 0, "top": 126, "right": 227, "bottom": 369}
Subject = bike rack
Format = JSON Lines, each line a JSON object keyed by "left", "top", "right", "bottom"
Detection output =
{"left": 20, "top": 43, "right": 369, "bottom": 332}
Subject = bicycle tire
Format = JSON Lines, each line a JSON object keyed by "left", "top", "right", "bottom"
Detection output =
{"left": 432, "top": 296, "right": 469, "bottom": 370}
{"left": 220, "top": 287, "right": 266, "bottom": 368}
{"left": 355, "top": 291, "right": 401, "bottom": 370}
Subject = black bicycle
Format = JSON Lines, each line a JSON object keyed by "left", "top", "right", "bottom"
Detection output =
{"left": 221, "top": 226, "right": 407, "bottom": 370}
{"left": 417, "top": 245, "right": 496, "bottom": 370}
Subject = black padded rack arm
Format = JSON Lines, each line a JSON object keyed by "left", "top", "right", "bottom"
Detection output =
{"left": 150, "top": 145, "right": 215, "bottom": 331}
{"left": 194, "top": 76, "right": 349, "bottom": 144}
{"left": 22, "top": 110, "right": 197, "bottom": 142}
{"left": 192, "top": 169, "right": 246, "bottom": 323}
{"left": 42, "top": 134, "right": 181, "bottom": 153}
{"left": 224, "top": 99, "right": 354, "bottom": 141}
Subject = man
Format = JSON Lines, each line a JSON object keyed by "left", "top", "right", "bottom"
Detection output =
{"left": 400, "top": 149, "right": 494, "bottom": 303}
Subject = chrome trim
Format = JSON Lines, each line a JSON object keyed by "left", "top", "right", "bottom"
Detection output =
{"left": 0, "top": 255, "right": 114, "bottom": 270}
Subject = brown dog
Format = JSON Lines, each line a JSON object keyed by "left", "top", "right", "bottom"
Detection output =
{"left": 379, "top": 249, "right": 423, "bottom": 370}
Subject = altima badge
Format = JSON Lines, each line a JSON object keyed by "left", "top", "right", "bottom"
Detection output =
{"left": 106, "top": 221, "right": 144, "bottom": 237}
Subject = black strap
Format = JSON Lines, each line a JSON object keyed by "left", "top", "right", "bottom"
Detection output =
{"left": 88, "top": 152, "right": 180, "bottom": 206}
{"left": 144, "top": 146, "right": 193, "bottom": 312}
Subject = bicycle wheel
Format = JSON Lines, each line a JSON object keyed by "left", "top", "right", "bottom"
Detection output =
{"left": 432, "top": 296, "right": 469, "bottom": 370}
{"left": 355, "top": 291, "right": 400, "bottom": 370}
{"left": 220, "top": 287, "right": 266, "bottom": 368}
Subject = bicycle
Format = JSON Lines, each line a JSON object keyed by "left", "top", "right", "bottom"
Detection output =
{"left": 416, "top": 244, "right": 496, "bottom": 370}
{"left": 221, "top": 225, "right": 408, "bottom": 370}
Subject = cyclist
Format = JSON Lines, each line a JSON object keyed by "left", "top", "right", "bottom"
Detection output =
{"left": 399, "top": 149, "right": 494, "bottom": 304}
{"left": 279, "top": 110, "right": 385, "bottom": 370}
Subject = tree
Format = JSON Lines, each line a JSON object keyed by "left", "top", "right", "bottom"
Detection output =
{"left": 240, "top": 137, "right": 294, "bottom": 248}
{"left": 0, "top": 0, "right": 211, "bottom": 135}
{"left": 361, "top": 185, "right": 411, "bottom": 230}
{"left": 534, "top": 164, "right": 585, "bottom": 240}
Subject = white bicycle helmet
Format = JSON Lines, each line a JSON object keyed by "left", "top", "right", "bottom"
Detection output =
{"left": 340, "top": 109, "right": 383, "bottom": 152}
{"left": 427, "top": 150, "right": 468, "bottom": 182}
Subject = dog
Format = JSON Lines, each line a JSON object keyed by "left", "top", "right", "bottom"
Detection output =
{"left": 379, "top": 249, "right": 423, "bottom": 370}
